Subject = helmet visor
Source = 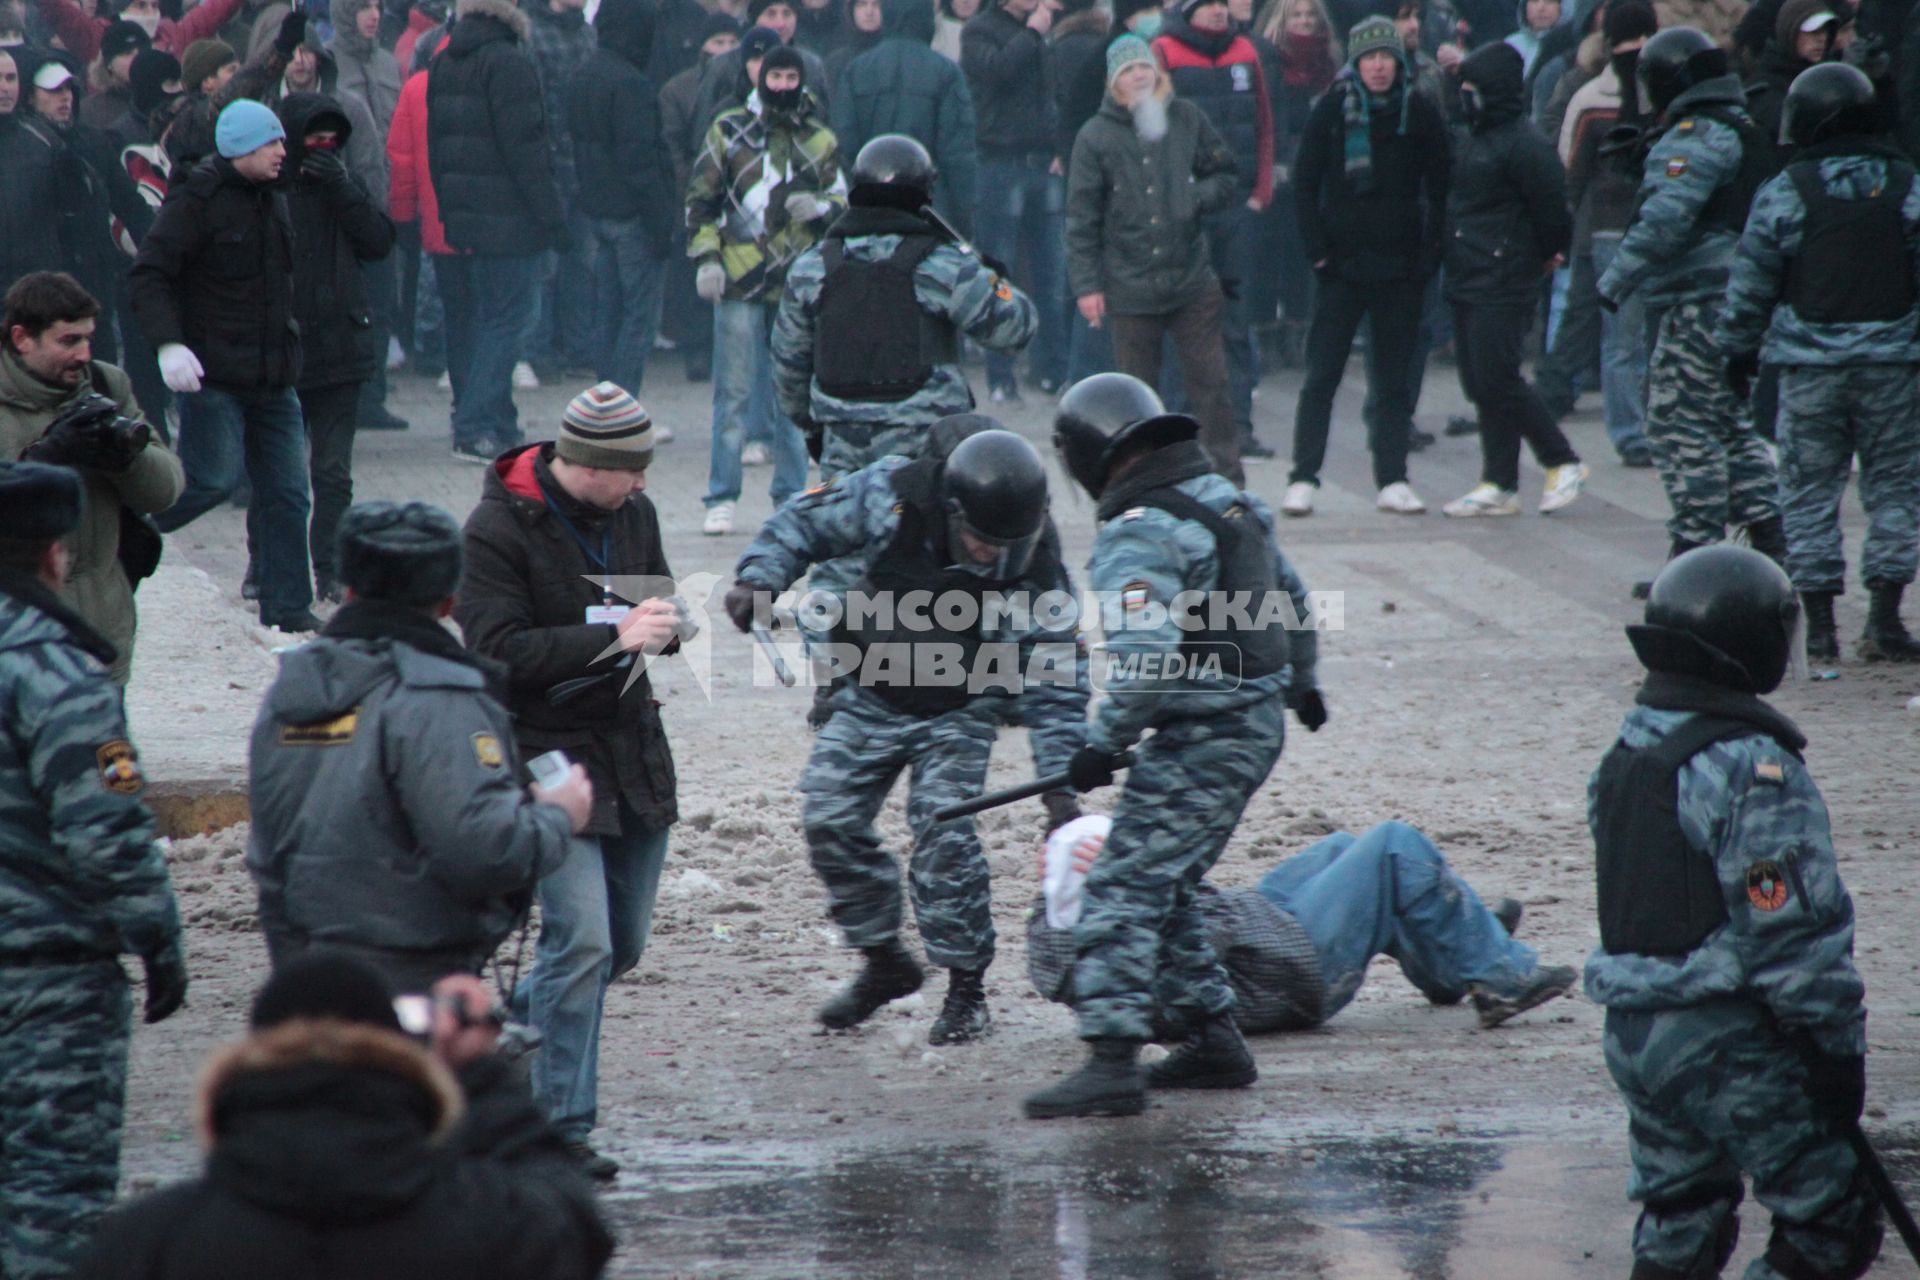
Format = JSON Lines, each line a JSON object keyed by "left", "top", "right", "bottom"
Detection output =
{"left": 945, "top": 498, "right": 1041, "bottom": 580}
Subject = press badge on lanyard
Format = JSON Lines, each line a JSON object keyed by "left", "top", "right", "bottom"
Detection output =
{"left": 544, "top": 491, "right": 631, "bottom": 626}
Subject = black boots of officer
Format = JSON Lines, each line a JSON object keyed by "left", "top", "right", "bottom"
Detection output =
{"left": 1023, "top": 1039, "right": 1147, "bottom": 1119}
{"left": 1860, "top": 580, "right": 1920, "bottom": 663}
{"left": 928, "top": 966, "right": 991, "bottom": 1045}
{"left": 1146, "top": 1013, "right": 1259, "bottom": 1090}
{"left": 1744, "top": 516, "right": 1788, "bottom": 567}
{"left": 1802, "top": 590, "right": 1839, "bottom": 663}
{"left": 819, "top": 939, "right": 924, "bottom": 1030}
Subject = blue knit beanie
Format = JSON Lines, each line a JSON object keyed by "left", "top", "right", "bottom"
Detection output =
{"left": 215, "top": 98, "right": 285, "bottom": 159}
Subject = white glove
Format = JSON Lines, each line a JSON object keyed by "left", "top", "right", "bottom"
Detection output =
{"left": 1043, "top": 814, "right": 1112, "bottom": 930}
{"left": 784, "top": 191, "right": 830, "bottom": 223}
{"left": 158, "top": 343, "right": 203, "bottom": 394}
{"left": 695, "top": 262, "right": 727, "bottom": 302}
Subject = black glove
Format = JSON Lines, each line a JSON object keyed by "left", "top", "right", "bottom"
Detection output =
{"left": 978, "top": 250, "right": 1012, "bottom": 279}
{"left": 23, "top": 394, "right": 150, "bottom": 472}
{"left": 301, "top": 146, "right": 350, "bottom": 192}
{"left": 275, "top": 9, "right": 308, "bottom": 58}
{"left": 1219, "top": 276, "right": 1242, "bottom": 302}
{"left": 1289, "top": 685, "right": 1328, "bottom": 732}
{"left": 1041, "top": 788, "right": 1081, "bottom": 837}
{"left": 1726, "top": 351, "right": 1760, "bottom": 404}
{"left": 1844, "top": 31, "right": 1890, "bottom": 79}
{"left": 803, "top": 420, "right": 825, "bottom": 463}
{"left": 141, "top": 939, "right": 189, "bottom": 1024}
{"left": 723, "top": 580, "right": 761, "bottom": 633}
{"left": 1805, "top": 1049, "right": 1866, "bottom": 1130}
{"left": 1067, "top": 745, "right": 1120, "bottom": 793}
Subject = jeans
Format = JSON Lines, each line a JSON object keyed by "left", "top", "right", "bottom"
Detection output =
{"left": 1590, "top": 234, "right": 1649, "bottom": 455}
{"left": 1257, "top": 821, "right": 1539, "bottom": 1017}
{"left": 439, "top": 252, "right": 538, "bottom": 448}
{"left": 296, "top": 382, "right": 360, "bottom": 585}
{"left": 975, "top": 157, "right": 1068, "bottom": 391}
{"left": 1110, "top": 288, "right": 1241, "bottom": 485}
{"left": 1291, "top": 272, "right": 1424, "bottom": 489}
{"left": 534, "top": 206, "right": 597, "bottom": 369}
{"left": 156, "top": 384, "right": 312, "bottom": 623}
{"left": 588, "top": 216, "right": 668, "bottom": 396}
{"left": 663, "top": 228, "right": 713, "bottom": 376}
{"left": 1202, "top": 204, "right": 1259, "bottom": 435}
{"left": 1453, "top": 300, "right": 1579, "bottom": 492}
{"left": 513, "top": 803, "right": 671, "bottom": 1144}
{"left": 707, "top": 298, "right": 808, "bottom": 507}
{"left": 1533, "top": 253, "right": 1604, "bottom": 420}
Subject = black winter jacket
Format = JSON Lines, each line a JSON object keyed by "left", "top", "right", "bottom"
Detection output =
{"left": 568, "top": 0, "right": 676, "bottom": 247}
{"left": 457, "top": 444, "right": 679, "bottom": 838}
{"left": 73, "top": 1020, "right": 613, "bottom": 1280}
{"left": 1294, "top": 77, "right": 1450, "bottom": 283}
{"left": 0, "top": 113, "right": 63, "bottom": 295}
{"left": 960, "top": 4, "right": 1056, "bottom": 158}
{"left": 130, "top": 156, "right": 301, "bottom": 392}
{"left": 281, "top": 93, "right": 395, "bottom": 390}
{"left": 646, "top": 0, "right": 711, "bottom": 86}
{"left": 1444, "top": 43, "right": 1570, "bottom": 305}
{"left": 426, "top": 0, "right": 566, "bottom": 254}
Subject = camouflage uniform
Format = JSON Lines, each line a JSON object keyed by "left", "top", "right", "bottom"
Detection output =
{"left": 735, "top": 456, "right": 1088, "bottom": 968}
{"left": 1716, "top": 149, "right": 1920, "bottom": 594}
{"left": 1072, "top": 448, "right": 1320, "bottom": 1042}
{"left": 1598, "top": 84, "right": 1781, "bottom": 546}
{"left": 0, "top": 573, "right": 183, "bottom": 1279}
{"left": 1586, "top": 702, "right": 1880, "bottom": 1279}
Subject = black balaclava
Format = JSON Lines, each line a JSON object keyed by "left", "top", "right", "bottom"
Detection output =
{"left": 759, "top": 43, "right": 805, "bottom": 112}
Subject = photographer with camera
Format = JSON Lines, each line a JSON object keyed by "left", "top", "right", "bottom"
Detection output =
{"left": 75, "top": 954, "right": 615, "bottom": 1280}
{"left": 0, "top": 271, "right": 182, "bottom": 685}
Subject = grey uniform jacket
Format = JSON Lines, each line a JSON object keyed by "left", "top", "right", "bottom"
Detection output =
{"left": 247, "top": 602, "right": 573, "bottom": 958}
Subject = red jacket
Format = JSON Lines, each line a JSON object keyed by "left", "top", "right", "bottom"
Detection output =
{"left": 1153, "top": 28, "right": 1275, "bottom": 209}
{"left": 36, "top": 0, "right": 243, "bottom": 63}
{"left": 394, "top": 9, "right": 438, "bottom": 78}
{"left": 386, "top": 49, "right": 458, "bottom": 255}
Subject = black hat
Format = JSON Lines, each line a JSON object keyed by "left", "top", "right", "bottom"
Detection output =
{"left": 740, "top": 23, "right": 783, "bottom": 62}
{"left": 335, "top": 500, "right": 463, "bottom": 607}
{"left": 250, "top": 953, "right": 402, "bottom": 1032}
{"left": 0, "top": 462, "right": 83, "bottom": 541}
{"left": 100, "top": 17, "right": 152, "bottom": 65}
{"left": 129, "top": 48, "right": 182, "bottom": 119}
{"left": 941, "top": 430, "right": 1048, "bottom": 580}
{"left": 698, "top": 9, "right": 742, "bottom": 41}
{"left": 1603, "top": 0, "right": 1657, "bottom": 47}
{"left": 760, "top": 42, "right": 805, "bottom": 83}
{"left": 1637, "top": 26, "right": 1725, "bottom": 116}
{"left": 850, "top": 133, "right": 936, "bottom": 209}
{"left": 1628, "top": 545, "right": 1800, "bottom": 693}
{"left": 1782, "top": 61, "right": 1877, "bottom": 146}
{"left": 1053, "top": 373, "right": 1195, "bottom": 499}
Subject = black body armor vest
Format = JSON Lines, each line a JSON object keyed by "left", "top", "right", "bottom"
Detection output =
{"left": 813, "top": 236, "right": 959, "bottom": 402}
{"left": 1783, "top": 159, "right": 1916, "bottom": 324}
{"left": 1128, "top": 486, "right": 1290, "bottom": 683}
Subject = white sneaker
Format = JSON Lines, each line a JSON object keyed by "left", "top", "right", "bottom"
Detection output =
{"left": 1281, "top": 481, "right": 1316, "bottom": 517}
{"left": 386, "top": 336, "right": 406, "bottom": 371}
{"left": 741, "top": 441, "right": 771, "bottom": 466}
{"left": 702, "top": 502, "right": 734, "bottom": 536}
{"left": 653, "top": 423, "right": 676, "bottom": 444}
{"left": 1539, "top": 462, "right": 1589, "bottom": 514}
{"left": 436, "top": 370, "right": 452, "bottom": 392}
{"left": 1442, "top": 483, "right": 1522, "bottom": 518}
{"left": 512, "top": 361, "right": 540, "bottom": 390}
{"left": 1375, "top": 481, "right": 1426, "bottom": 515}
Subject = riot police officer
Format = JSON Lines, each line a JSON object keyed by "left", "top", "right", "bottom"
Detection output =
{"left": 1588, "top": 545, "right": 1881, "bottom": 1278}
{"left": 1717, "top": 63, "right": 1920, "bottom": 664}
{"left": 725, "top": 423, "right": 1088, "bottom": 1045}
{"left": 1022, "top": 374, "right": 1325, "bottom": 1121}
{"left": 1597, "top": 28, "right": 1788, "bottom": 574}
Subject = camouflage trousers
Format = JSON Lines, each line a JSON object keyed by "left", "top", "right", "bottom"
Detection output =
{"left": 0, "top": 960, "right": 131, "bottom": 1279}
{"left": 1073, "top": 696, "right": 1287, "bottom": 1041}
{"left": 1603, "top": 1002, "right": 1882, "bottom": 1280}
{"left": 806, "top": 423, "right": 932, "bottom": 653}
{"left": 800, "top": 693, "right": 1000, "bottom": 969}
{"left": 1777, "top": 364, "right": 1920, "bottom": 593}
{"left": 1646, "top": 301, "right": 1780, "bottom": 546}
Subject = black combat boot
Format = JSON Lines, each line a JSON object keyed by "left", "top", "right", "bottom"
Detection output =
{"left": 1858, "top": 580, "right": 1920, "bottom": 662}
{"left": 1745, "top": 516, "right": 1788, "bottom": 567}
{"left": 927, "top": 967, "right": 991, "bottom": 1045}
{"left": 1145, "top": 1013, "right": 1258, "bottom": 1090}
{"left": 1801, "top": 590, "right": 1839, "bottom": 664}
{"left": 818, "top": 940, "right": 924, "bottom": 1031}
{"left": 1023, "top": 1039, "right": 1147, "bottom": 1119}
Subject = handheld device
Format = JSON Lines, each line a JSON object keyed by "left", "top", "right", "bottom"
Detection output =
{"left": 527, "top": 749, "right": 572, "bottom": 788}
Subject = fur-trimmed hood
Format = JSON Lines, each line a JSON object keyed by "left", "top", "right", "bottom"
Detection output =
{"left": 452, "top": 0, "right": 530, "bottom": 42}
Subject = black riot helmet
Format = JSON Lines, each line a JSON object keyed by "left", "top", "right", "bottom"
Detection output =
{"left": 1626, "top": 545, "right": 1803, "bottom": 693}
{"left": 1052, "top": 373, "right": 1199, "bottom": 499}
{"left": 940, "top": 429, "right": 1049, "bottom": 579}
{"left": 1781, "top": 62, "right": 1878, "bottom": 146}
{"left": 1637, "top": 27, "right": 1728, "bottom": 118}
{"left": 850, "top": 134, "right": 938, "bottom": 211}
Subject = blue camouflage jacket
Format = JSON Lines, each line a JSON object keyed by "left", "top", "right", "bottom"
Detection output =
{"left": 0, "top": 572, "right": 181, "bottom": 961}
{"left": 1085, "top": 447, "right": 1319, "bottom": 755}
{"left": 771, "top": 204, "right": 1037, "bottom": 431}
{"left": 1717, "top": 145, "right": 1920, "bottom": 366}
{"left": 1583, "top": 705, "right": 1867, "bottom": 1057}
{"left": 1597, "top": 78, "right": 1754, "bottom": 311}
{"left": 734, "top": 455, "right": 1088, "bottom": 772}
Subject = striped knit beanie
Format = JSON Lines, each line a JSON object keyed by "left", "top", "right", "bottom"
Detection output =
{"left": 558, "top": 382, "right": 655, "bottom": 470}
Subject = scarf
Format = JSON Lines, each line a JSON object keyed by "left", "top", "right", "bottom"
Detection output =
{"left": 1279, "top": 31, "right": 1334, "bottom": 90}
{"left": 1341, "top": 71, "right": 1406, "bottom": 194}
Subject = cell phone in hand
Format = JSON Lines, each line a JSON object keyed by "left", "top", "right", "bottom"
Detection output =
{"left": 527, "top": 749, "right": 572, "bottom": 788}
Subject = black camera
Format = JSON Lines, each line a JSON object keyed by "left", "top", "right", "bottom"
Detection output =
{"left": 24, "top": 393, "right": 152, "bottom": 473}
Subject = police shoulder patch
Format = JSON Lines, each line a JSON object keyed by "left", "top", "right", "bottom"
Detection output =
{"left": 1121, "top": 581, "right": 1152, "bottom": 611}
{"left": 1746, "top": 859, "right": 1790, "bottom": 912}
{"left": 96, "top": 740, "right": 143, "bottom": 795}
{"left": 1676, "top": 118, "right": 1695, "bottom": 131}
{"left": 993, "top": 278, "right": 1014, "bottom": 302}
{"left": 1666, "top": 156, "right": 1690, "bottom": 177}
{"left": 472, "top": 733, "right": 505, "bottom": 769}
{"left": 1754, "top": 759, "right": 1785, "bottom": 785}
{"left": 280, "top": 709, "right": 360, "bottom": 747}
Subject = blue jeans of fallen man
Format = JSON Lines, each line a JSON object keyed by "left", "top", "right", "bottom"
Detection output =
{"left": 155, "top": 384, "right": 312, "bottom": 624}
{"left": 707, "top": 298, "right": 807, "bottom": 508}
{"left": 511, "top": 799, "right": 670, "bottom": 1144}
{"left": 1257, "top": 821, "right": 1538, "bottom": 1015}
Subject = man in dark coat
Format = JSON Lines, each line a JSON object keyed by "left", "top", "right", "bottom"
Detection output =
{"left": 427, "top": 0, "right": 565, "bottom": 462}
{"left": 569, "top": 0, "right": 676, "bottom": 396}
{"left": 0, "top": 48, "right": 67, "bottom": 296}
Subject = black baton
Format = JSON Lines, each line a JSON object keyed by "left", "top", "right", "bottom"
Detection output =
{"left": 932, "top": 751, "right": 1134, "bottom": 822}
{"left": 1848, "top": 1123, "right": 1920, "bottom": 1265}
